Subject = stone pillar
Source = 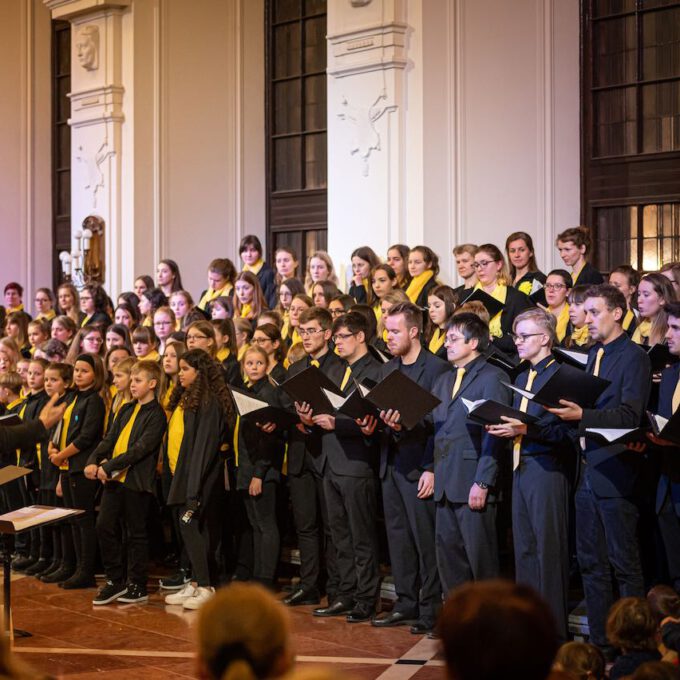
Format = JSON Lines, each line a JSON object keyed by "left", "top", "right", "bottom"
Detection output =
{"left": 44, "top": 0, "right": 130, "bottom": 295}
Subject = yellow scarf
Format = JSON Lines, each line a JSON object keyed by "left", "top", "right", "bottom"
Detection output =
{"left": 428, "top": 327, "right": 446, "bottom": 355}
{"left": 243, "top": 259, "right": 264, "bottom": 276}
{"left": 622, "top": 309, "right": 635, "bottom": 332}
{"left": 290, "top": 328, "right": 302, "bottom": 346}
{"left": 167, "top": 406, "right": 184, "bottom": 474}
{"left": 198, "top": 283, "right": 233, "bottom": 311}
{"left": 475, "top": 282, "right": 507, "bottom": 338}
{"left": 552, "top": 304, "right": 570, "bottom": 343}
{"left": 281, "top": 312, "right": 290, "bottom": 340}
{"left": 216, "top": 347, "right": 230, "bottom": 362}
{"left": 59, "top": 396, "right": 77, "bottom": 470}
{"left": 81, "top": 315, "right": 92, "bottom": 328}
{"left": 8, "top": 304, "right": 24, "bottom": 314}
{"left": 139, "top": 349, "right": 160, "bottom": 362}
{"left": 405, "top": 270, "right": 434, "bottom": 305}
{"left": 37, "top": 309, "right": 56, "bottom": 322}
{"left": 632, "top": 319, "right": 651, "bottom": 345}
{"left": 570, "top": 324, "right": 590, "bottom": 346}
{"left": 373, "top": 304, "right": 382, "bottom": 325}
{"left": 111, "top": 402, "right": 142, "bottom": 484}
{"left": 571, "top": 262, "right": 586, "bottom": 285}
{"left": 240, "top": 303, "right": 253, "bottom": 319}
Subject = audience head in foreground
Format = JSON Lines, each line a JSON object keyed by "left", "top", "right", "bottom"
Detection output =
{"left": 439, "top": 579, "right": 558, "bottom": 680}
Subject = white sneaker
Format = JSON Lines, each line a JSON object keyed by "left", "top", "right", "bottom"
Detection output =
{"left": 164, "top": 582, "right": 197, "bottom": 605}
{"left": 182, "top": 586, "right": 215, "bottom": 610}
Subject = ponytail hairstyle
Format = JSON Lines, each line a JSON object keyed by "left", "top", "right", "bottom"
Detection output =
{"left": 410, "top": 245, "right": 440, "bottom": 278}
{"left": 211, "top": 318, "right": 238, "bottom": 355}
{"left": 556, "top": 226, "right": 593, "bottom": 256}
{"left": 197, "top": 583, "right": 291, "bottom": 680}
{"left": 168, "top": 348, "right": 234, "bottom": 422}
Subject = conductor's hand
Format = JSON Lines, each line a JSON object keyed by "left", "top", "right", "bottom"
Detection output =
{"left": 380, "top": 409, "right": 402, "bottom": 432}
{"left": 417, "top": 471, "right": 434, "bottom": 499}
{"left": 84, "top": 464, "right": 98, "bottom": 480}
{"left": 468, "top": 483, "right": 488, "bottom": 511}
{"left": 39, "top": 394, "right": 66, "bottom": 430}
{"left": 357, "top": 415, "right": 378, "bottom": 436}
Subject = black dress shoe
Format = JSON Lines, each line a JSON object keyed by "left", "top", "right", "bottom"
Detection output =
{"left": 371, "top": 611, "right": 417, "bottom": 627}
{"left": 24, "top": 558, "right": 49, "bottom": 576}
{"left": 346, "top": 604, "right": 374, "bottom": 623}
{"left": 11, "top": 556, "right": 36, "bottom": 572}
{"left": 313, "top": 600, "right": 354, "bottom": 617}
{"left": 410, "top": 620, "right": 435, "bottom": 635}
{"left": 284, "top": 588, "right": 321, "bottom": 606}
{"left": 41, "top": 565, "right": 75, "bottom": 584}
{"left": 60, "top": 572, "right": 97, "bottom": 590}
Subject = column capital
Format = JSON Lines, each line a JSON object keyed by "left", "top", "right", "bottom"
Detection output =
{"left": 43, "top": 0, "right": 131, "bottom": 21}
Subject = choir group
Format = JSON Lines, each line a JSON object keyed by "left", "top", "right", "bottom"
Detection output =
{"left": 1, "top": 227, "right": 679, "bottom": 657}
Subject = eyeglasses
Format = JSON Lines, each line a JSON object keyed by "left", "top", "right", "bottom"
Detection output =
{"left": 186, "top": 334, "right": 208, "bottom": 341}
{"left": 297, "top": 328, "right": 325, "bottom": 337}
{"left": 445, "top": 335, "right": 466, "bottom": 344}
{"left": 545, "top": 283, "right": 567, "bottom": 291}
{"left": 510, "top": 332, "right": 545, "bottom": 343}
{"left": 252, "top": 337, "right": 272, "bottom": 345}
{"left": 154, "top": 321, "right": 173, "bottom": 326}
{"left": 332, "top": 332, "right": 355, "bottom": 342}
{"left": 330, "top": 309, "right": 345, "bottom": 317}
{"left": 473, "top": 260, "right": 496, "bottom": 269}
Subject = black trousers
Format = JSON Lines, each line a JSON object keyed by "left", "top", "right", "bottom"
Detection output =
{"left": 575, "top": 472, "right": 644, "bottom": 648}
{"left": 96, "top": 483, "right": 152, "bottom": 586}
{"left": 657, "top": 481, "right": 680, "bottom": 592}
{"left": 382, "top": 464, "right": 440, "bottom": 624}
{"left": 435, "top": 497, "right": 499, "bottom": 594}
{"left": 243, "top": 482, "right": 279, "bottom": 582}
{"left": 38, "top": 488, "right": 58, "bottom": 562}
{"left": 324, "top": 470, "right": 379, "bottom": 605}
{"left": 513, "top": 456, "right": 570, "bottom": 641}
{"left": 56, "top": 472, "right": 75, "bottom": 568}
{"left": 62, "top": 471, "right": 98, "bottom": 576}
{"left": 288, "top": 458, "right": 338, "bottom": 596}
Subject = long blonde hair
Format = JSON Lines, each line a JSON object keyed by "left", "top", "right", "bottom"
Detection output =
{"left": 304, "top": 250, "right": 338, "bottom": 291}
{"left": 197, "top": 584, "right": 291, "bottom": 680}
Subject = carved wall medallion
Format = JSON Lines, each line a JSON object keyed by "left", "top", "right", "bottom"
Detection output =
{"left": 75, "top": 25, "right": 99, "bottom": 71}
{"left": 337, "top": 91, "right": 397, "bottom": 176}
{"left": 75, "top": 137, "right": 115, "bottom": 209}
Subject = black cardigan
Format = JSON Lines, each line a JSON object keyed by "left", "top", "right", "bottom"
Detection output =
{"left": 88, "top": 399, "right": 167, "bottom": 493}
{"left": 61, "top": 388, "right": 106, "bottom": 473}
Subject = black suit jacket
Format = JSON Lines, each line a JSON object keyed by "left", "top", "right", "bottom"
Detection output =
{"left": 285, "top": 349, "right": 346, "bottom": 476}
{"left": 580, "top": 333, "right": 652, "bottom": 498}
{"left": 257, "top": 263, "right": 277, "bottom": 310}
{"left": 88, "top": 399, "right": 167, "bottom": 493}
{"left": 431, "top": 356, "right": 510, "bottom": 502}
{"left": 573, "top": 262, "right": 604, "bottom": 287}
{"left": 61, "top": 388, "right": 106, "bottom": 473}
{"left": 378, "top": 347, "right": 451, "bottom": 481}
{"left": 656, "top": 363, "right": 680, "bottom": 514}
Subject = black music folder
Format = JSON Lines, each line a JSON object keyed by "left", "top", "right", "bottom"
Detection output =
{"left": 646, "top": 344, "right": 679, "bottom": 373}
{"left": 462, "top": 398, "right": 539, "bottom": 426}
{"left": 323, "top": 379, "right": 381, "bottom": 422}
{"left": 363, "top": 370, "right": 442, "bottom": 430}
{"left": 553, "top": 346, "right": 589, "bottom": 369}
{"left": 460, "top": 289, "right": 504, "bottom": 318}
{"left": 647, "top": 409, "right": 680, "bottom": 446}
{"left": 229, "top": 387, "right": 299, "bottom": 428}
{"left": 503, "top": 362, "right": 610, "bottom": 409}
{"left": 584, "top": 427, "right": 649, "bottom": 445}
{"left": 277, "top": 366, "right": 343, "bottom": 416}
{"left": 484, "top": 347, "right": 529, "bottom": 381}
{"left": 0, "top": 414, "right": 22, "bottom": 427}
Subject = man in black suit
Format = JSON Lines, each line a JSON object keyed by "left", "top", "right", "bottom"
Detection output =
{"left": 647, "top": 301, "right": 680, "bottom": 592}
{"left": 487, "top": 308, "right": 574, "bottom": 641}
{"left": 370, "top": 302, "right": 449, "bottom": 634}
{"left": 284, "top": 307, "right": 345, "bottom": 608}
{"left": 431, "top": 313, "right": 510, "bottom": 595}
{"left": 306, "top": 311, "right": 382, "bottom": 622}
{"left": 0, "top": 394, "right": 64, "bottom": 451}
{"left": 548, "top": 284, "right": 651, "bottom": 654}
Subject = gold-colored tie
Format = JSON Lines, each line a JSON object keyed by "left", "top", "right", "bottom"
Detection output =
{"left": 513, "top": 369, "right": 537, "bottom": 471}
{"left": 673, "top": 377, "right": 680, "bottom": 414}
{"left": 592, "top": 347, "right": 605, "bottom": 377}
{"left": 310, "top": 359, "right": 320, "bottom": 368}
{"left": 451, "top": 368, "right": 466, "bottom": 399}
{"left": 340, "top": 366, "right": 352, "bottom": 391}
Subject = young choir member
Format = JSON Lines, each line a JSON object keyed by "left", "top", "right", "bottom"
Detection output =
{"left": 274, "top": 246, "right": 299, "bottom": 286}
{"left": 305, "top": 251, "right": 338, "bottom": 294}
{"left": 386, "top": 244, "right": 411, "bottom": 290}
{"left": 34, "top": 287, "right": 56, "bottom": 323}
{"left": 506, "top": 231, "right": 546, "bottom": 294}
{"left": 156, "top": 259, "right": 184, "bottom": 298}
{"left": 609, "top": 265, "right": 639, "bottom": 336}
{"left": 425, "top": 285, "right": 457, "bottom": 360}
{"left": 197, "top": 259, "right": 237, "bottom": 313}
{"left": 239, "top": 235, "right": 277, "bottom": 309}
{"left": 633, "top": 273, "right": 674, "bottom": 346}
{"left": 556, "top": 226, "right": 604, "bottom": 287}
{"left": 544, "top": 269, "right": 573, "bottom": 344}
{"left": 405, "top": 246, "right": 439, "bottom": 309}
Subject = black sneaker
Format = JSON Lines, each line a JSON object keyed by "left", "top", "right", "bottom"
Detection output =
{"left": 159, "top": 570, "right": 190, "bottom": 590}
{"left": 117, "top": 584, "right": 149, "bottom": 604}
{"left": 93, "top": 581, "right": 127, "bottom": 605}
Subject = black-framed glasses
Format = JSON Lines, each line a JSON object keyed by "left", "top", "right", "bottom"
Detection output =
{"left": 298, "top": 328, "right": 325, "bottom": 338}
{"left": 545, "top": 283, "right": 567, "bottom": 291}
{"left": 186, "top": 334, "right": 208, "bottom": 341}
{"left": 332, "top": 332, "right": 356, "bottom": 342}
{"left": 510, "top": 332, "right": 545, "bottom": 343}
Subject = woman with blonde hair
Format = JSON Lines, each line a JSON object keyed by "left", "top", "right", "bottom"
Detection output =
{"left": 57, "top": 282, "right": 84, "bottom": 326}
{"left": 633, "top": 273, "right": 676, "bottom": 347}
{"left": 196, "top": 583, "right": 293, "bottom": 680}
{"left": 304, "top": 250, "right": 338, "bottom": 294}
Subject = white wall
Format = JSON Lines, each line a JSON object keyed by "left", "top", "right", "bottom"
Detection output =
{"left": 0, "top": 0, "right": 52, "bottom": 307}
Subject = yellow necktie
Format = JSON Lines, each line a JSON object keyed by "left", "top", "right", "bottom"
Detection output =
{"left": 340, "top": 366, "right": 352, "bottom": 391}
{"left": 592, "top": 347, "right": 605, "bottom": 377}
{"left": 672, "top": 377, "right": 680, "bottom": 414}
{"left": 451, "top": 368, "right": 465, "bottom": 399}
{"left": 310, "top": 359, "right": 320, "bottom": 368}
{"left": 513, "top": 369, "right": 537, "bottom": 471}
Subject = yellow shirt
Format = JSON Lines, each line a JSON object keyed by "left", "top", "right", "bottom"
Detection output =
{"left": 167, "top": 406, "right": 184, "bottom": 475}
{"left": 37, "top": 309, "right": 56, "bottom": 322}
{"left": 571, "top": 262, "right": 586, "bottom": 285}
{"left": 111, "top": 402, "right": 142, "bottom": 483}
{"left": 622, "top": 309, "right": 635, "bottom": 332}
{"left": 81, "top": 315, "right": 92, "bottom": 328}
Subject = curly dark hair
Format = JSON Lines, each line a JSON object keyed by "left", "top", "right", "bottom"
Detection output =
{"left": 168, "top": 348, "right": 234, "bottom": 422}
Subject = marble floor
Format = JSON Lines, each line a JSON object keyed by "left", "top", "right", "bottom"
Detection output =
{"left": 8, "top": 577, "right": 446, "bottom": 680}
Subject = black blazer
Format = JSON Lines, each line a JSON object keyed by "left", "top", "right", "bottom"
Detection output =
{"left": 431, "top": 356, "right": 510, "bottom": 502}
{"left": 257, "top": 263, "right": 277, "bottom": 310}
{"left": 83, "top": 311, "right": 111, "bottom": 328}
{"left": 61, "top": 388, "right": 106, "bottom": 473}
{"left": 580, "top": 333, "right": 652, "bottom": 498}
{"left": 285, "top": 349, "right": 346, "bottom": 477}
{"left": 573, "top": 261, "right": 604, "bottom": 287}
{"left": 0, "top": 420, "right": 48, "bottom": 458}
{"left": 313, "top": 352, "right": 382, "bottom": 478}
{"left": 166, "top": 396, "right": 226, "bottom": 507}
{"left": 235, "top": 379, "right": 286, "bottom": 490}
{"left": 413, "top": 276, "right": 438, "bottom": 310}
{"left": 17, "top": 390, "right": 48, "bottom": 472}
{"left": 492, "top": 286, "right": 533, "bottom": 356}
{"left": 222, "top": 353, "right": 244, "bottom": 388}
{"left": 269, "top": 362, "right": 287, "bottom": 385}
{"left": 656, "top": 363, "right": 680, "bottom": 515}
{"left": 88, "top": 399, "right": 167, "bottom": 493}
{"left": 378, "top": 348, "right": 451, "bottom": 481}
{"left": 349, "top": 282, "right": 368, "bottom": 304}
